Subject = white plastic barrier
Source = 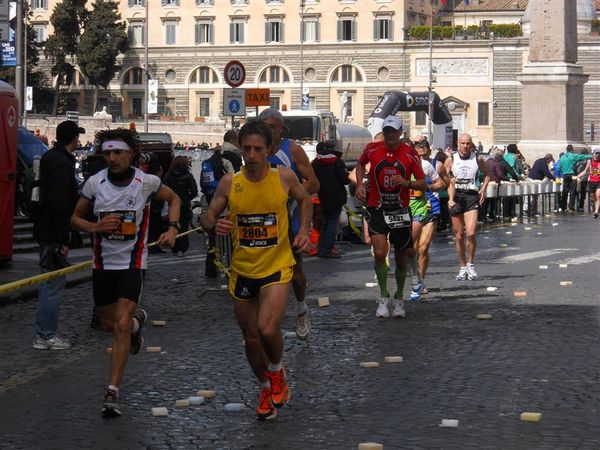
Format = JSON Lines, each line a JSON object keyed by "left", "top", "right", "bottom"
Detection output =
{"left": 485, "top": 181, "right": 498, "bottom": 198}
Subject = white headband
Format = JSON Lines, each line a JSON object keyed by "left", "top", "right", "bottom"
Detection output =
{"left": 101, "top": 140, "right": 130, "bottom": 151}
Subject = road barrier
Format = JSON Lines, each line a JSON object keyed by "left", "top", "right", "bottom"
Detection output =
{"left": 0, "top": 227, "right": 205, "bottom": 296}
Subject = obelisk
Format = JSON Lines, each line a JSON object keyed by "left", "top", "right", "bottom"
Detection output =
{"left": 518, "top": 0, "right": 589, "bottom": 159}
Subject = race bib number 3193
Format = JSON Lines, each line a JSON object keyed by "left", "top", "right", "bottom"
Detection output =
{"left": 237, "top": 213, "right": 279, "bottom": 248}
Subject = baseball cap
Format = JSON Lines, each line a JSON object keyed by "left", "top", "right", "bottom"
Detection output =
{"left": 56, "top": 120, "right": 85, "bottom": 145}
{"left": 382, "top": 115, "right": 402, "bottom": 131}
{"left": 257, "top": 108, "right": 285, "bottom": 123}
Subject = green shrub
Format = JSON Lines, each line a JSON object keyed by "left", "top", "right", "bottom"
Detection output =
{"left": 591, "top": 19, "right": 600, "bottom": 33}
{"left": 488, "top": 23, "right": 522, "bottom": 37}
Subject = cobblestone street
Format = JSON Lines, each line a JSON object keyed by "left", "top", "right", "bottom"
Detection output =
{"left": 1, "top": 214, "right": 599, "bottom": 449}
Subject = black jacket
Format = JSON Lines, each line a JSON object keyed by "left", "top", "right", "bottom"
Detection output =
{"left": 33, "top": 144, "right": 78, "bottom": 245}
{"left": 312, "top": 154, "right": 349, "bottom": 212}
{"left": 163, "top": 168, "right": 198, "bottom": 205}
{"left": 528, "top": 158, "right": 555, "bottom": 181}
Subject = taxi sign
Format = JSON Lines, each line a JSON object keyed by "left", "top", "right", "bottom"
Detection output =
{"left": 245, "top": 88, "right": 270, "bottom": 107}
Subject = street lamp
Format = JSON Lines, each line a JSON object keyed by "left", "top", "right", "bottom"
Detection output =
{"left": 143, "top": 0, "right": 149, "bottom": 132}
{"left": 300, "top": 0, "right": 305, "bottom": 109}
{"left": 427, "top": 4, "right": 434, "bottom": 143}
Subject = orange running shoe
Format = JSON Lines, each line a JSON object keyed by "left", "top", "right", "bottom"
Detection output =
{"left": 256, "top": 387, "right": 277, "bottom": 420}
{"left": 268, "top": 368, "right": 291, "bottom": 408}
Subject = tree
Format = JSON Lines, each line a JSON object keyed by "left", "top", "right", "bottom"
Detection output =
{"left": 0, "top": 7, "right": 54, "bottom": 113}
{"left": 44, "top": 0, "right": 86, "bottom": 115}
{"left": 77, "top": 0, "right": 128, "bottom": 114}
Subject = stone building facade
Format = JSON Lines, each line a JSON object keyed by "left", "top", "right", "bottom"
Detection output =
{"left": 27, "top": 0, "right": 600, "bottom": 147}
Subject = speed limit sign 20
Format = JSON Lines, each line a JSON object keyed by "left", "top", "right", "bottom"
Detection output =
{"left": 224, "top": 60, "right": 246, "bottom": 88}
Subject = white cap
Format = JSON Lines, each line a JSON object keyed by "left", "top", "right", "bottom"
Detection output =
{"left": 592, "top": 146, "right": 600, "bottom": 154}
{"left": 382, "top": 115, "right": 402, "bottom": 131}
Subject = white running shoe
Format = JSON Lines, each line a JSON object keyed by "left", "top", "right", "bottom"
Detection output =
{"left": 296, "top": 310, "right": 311, "bottom": 340}
{"left": 456, "top": 267, "right": 468, "bottom": 281}
{"left": 376, "top": 297, "right": 390, "bottom": 318}
{"left": 391, "top": 299, "right": 406, "bottom": 318}
{"left": 466, "top": 263, "right": 478, "bottom": 280}
{"left": 32, "top": 335, "right": 71, "bottom": 350}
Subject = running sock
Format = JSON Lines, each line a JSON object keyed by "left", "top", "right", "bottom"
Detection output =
{"left": 108, "top": 384, "right": 119, "bottom": 393}
{"left": 296, "top": 300, "right": 308, "bottom": 316}
{"left": 268, "top": 362, "right": 283, "bottom": 372}
{"left": 374, "top": 262, "right": 390, "bottom": 297}
{"left": 131, "top": 318, "right": 140, "bottom": 334}
{"left": 394, "top": 268, "right": 408, "bottom": 300}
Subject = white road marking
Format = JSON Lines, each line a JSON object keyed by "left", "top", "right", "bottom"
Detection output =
{"left": 556, "top": 253, "right": 600, "bottom": 266}
{"left": 496, "top": 248, "right": 578, "bottom": 263}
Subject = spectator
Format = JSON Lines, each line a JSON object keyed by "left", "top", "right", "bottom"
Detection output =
{"left": 574, "top": 152, "right": 590, "bottom": 212}
{"left": 484, "top": 148, "right": 509, "bottom": 220}
{"left": 35, "top": 128, "right": 49, "bottom": 145}
{"left": 556, "top": 144, "right": 592, "bottom": 212}
{"left": 528, "top": 154, "right": 556, "bottom": 181}
{"left": 32, "top": 120, "right": 85, "bottom": 350}
{"left": 311, "top": 141, "right": 349, "bottom": 258}
{"left": 477, "top": 141, "right": 484, "bottom": 153}
{"left": 221, "top": 130, "right": 242, "bottom": 173}
{"left": 163, "top": 155, "right": 199, "bottom": 256}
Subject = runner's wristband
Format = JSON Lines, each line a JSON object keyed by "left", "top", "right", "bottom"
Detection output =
{"left": 168, "top": 221, "right": 180, "bottom": 231}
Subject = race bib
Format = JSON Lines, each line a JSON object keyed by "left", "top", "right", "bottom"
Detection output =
{"left": 237, "top": 213, "right": 279, "bottom": 248}
{"left": 100, "top": 211, "right": 137, "bottom": 240}
{"left": 383, "top": 208, "right": 411, "bottom": 229}
{"left": 456, "top": 178, "right": 476, "bottom": 191}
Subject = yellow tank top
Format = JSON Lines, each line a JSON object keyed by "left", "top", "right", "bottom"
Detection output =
{"left": 228, "top": 167, "right": 295, "bottom": 278}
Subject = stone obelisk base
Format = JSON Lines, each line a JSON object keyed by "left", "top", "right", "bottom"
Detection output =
{"left": 518, "top": 62, "right": 589, "bottom": 161}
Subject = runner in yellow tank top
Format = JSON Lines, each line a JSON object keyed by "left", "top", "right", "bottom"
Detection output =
{"left": 202, "top": 120, "right": 312, "bottom": 421}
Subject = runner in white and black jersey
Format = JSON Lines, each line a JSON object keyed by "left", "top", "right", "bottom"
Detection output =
{"left": 444, "top": 133, "right": 490, "bottom": 281}
{"left": 71, "top": 128, "right": 180, "bottom": 417}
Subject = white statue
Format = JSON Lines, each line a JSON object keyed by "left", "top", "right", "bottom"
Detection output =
{"left": 93, "top": 106, "right": 112, "bottom": 119}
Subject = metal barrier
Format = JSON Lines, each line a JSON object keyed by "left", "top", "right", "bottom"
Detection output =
{"left": 483, "top": 179, "right": 564, "bottom": 219}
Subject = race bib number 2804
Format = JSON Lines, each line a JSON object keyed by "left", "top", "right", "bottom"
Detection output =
{"left": 237, "top": 213, "right": 279, "bottom": 248}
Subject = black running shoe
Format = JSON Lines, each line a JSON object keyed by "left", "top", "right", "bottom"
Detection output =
{"left": 130, "top": 309, "right": 147, "bottom": 355}
{"left": 102, "top": 386, "right": 121, "bottom": 417}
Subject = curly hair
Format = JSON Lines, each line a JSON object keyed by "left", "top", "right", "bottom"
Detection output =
{"left": 95, "top": 128, "right": 140, "bottom": 154}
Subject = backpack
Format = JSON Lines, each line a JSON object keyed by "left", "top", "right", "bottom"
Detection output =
{"left": 574, "top": 159, "right": 587, "bottom": 175}
{"left": 200, "top": 152, "right": 225, "bottom": 196}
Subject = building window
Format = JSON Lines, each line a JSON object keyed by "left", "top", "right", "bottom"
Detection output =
{"left": 164, "top": 21, "right": 177, "bottom": 45}
{"left": 31, "top": 0, "right": 47, "bottom": 10}
{"left": 230, "top": 0, "right": 248, "bottom": 4}
{"left": 302, "top": 18, "right": 319, "bottom": 43}
{"left": 161, "top": 0, "right": 179, "bottom": 5}
{"left": 196, "top": 0, "right": 213, "bottom": 4}
{"left": 131, "top": 97, "right": 143, "bottom": 117}
{"left": 259, "top": 66, "right": 291, "bottom": 84}
{"left": 128, "top": 23, "right": 145, "bottom": 47}
{"left": 164, "top": 97, "right": 176, "bottom": 116}
{"left": 331, "top": 65, "right": 362, "bottom": 83}
{"left": 190, "top": 66, "right": 218, "bottom": 84}
{"left": 478, "top": 102, "right": 490, "bottom": 126}
{"left": 195, "top": 21, "right": 214, "bottom": 44}
{"left": 374, "top": 17, "right": 392, "bottom": 41}
{"left": 266, "top": 19, "right": 284, "bottom": 43}
{"left": 337, "top": 16, "right": 356, "bottom": 42}
{"left": 128, "top": 0, "right": 144, "bottom": 6}
{"left": 198, "top": 97, "right": 210, "bottom": 116}
{"left": 33, "top": 24, "right": 46, "bottom": 43}
{"left": 230, "top": 20, "right": 245, "bottom": 44}
{"left": 270, "top": 97, "right": 280, "bottom": 110}
{"left": 124, "top": 68, "right": 144, "bottom": 85}
{"left": 415, "top": 110, "right": 427, "bottom": 126}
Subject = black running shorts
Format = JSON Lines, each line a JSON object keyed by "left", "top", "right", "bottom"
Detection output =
{"left": 589, "top": 182, "right": 600, "bottom": 193}
{"left": 229, "top": 267, "right": 293, "bottom": 301}
{"left": 92, "top": 269, "right": 145, "bottom": 306}
{"left": 450, "top": 191, "right": 480, "bottom": 216}
{"left": 364, "top": 206, "right": 413, "bottom": 250}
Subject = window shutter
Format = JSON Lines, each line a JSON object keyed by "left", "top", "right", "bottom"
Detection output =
{"left": 280, "top": 22, "right": 285, "bottom": 43}
{"left": 337, "top": 19, "right": 341, "bottom": 41}
{"left": 373, "top": 19, "right": 378, "bottom": 41}
{"left": 195, "top": 23, "right": 200, "bottom": 44}
{"left": 161, "top": 0, "right": 166, "bottom": 6}
{"left": 389, "top": 20, "right": 394, "bottom": 40}
{"left": 229, "top": 23, "right": 234, "bottom": 43}
{"left": 209, "top": 24, "right": 214, "bottom": 44}
{"left": 300, "top": 21, "right": 304, "bottom": 42}
{"left": 316, "top": 21, "right": 320, "bottom": 42}
{"left": 351, "top": 19, "right": 356, "bottom": 41}
{"left": 240, "top": 23, "right": 245, "bottom": 43}
{"left": 128, "top": 0, "right": 134, "bottom": 7}
{"left": 265, "top": 22, "right": 270, "bottom": 43}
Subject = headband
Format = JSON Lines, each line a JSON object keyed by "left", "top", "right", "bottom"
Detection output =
{"left": 101, "top": 140, "right": 131, "bottom": 151}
